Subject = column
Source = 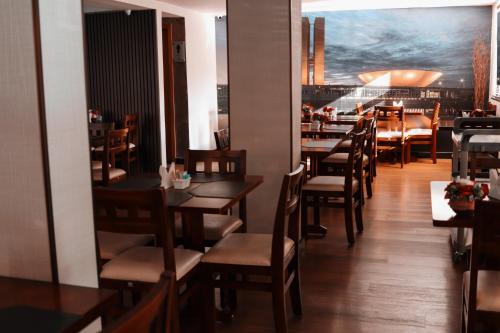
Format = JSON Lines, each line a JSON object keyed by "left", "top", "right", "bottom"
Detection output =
{"left": 313, "top": 17, "right": 325, "bottom": 85}
{"left": 227, "top": 0, "right": 302, "bottom": 232}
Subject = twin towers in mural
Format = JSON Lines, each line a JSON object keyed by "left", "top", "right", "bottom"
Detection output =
{"left": 302, "top": 16, "right": 442, "bottom": 88}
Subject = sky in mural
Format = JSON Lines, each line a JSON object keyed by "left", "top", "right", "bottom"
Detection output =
{"left": 306, "top": 7, "right": 491, "bottom": 88}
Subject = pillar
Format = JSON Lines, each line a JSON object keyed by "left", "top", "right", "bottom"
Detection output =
{"left": 313, "top": 17, "right": 325, "bottom": 85}
{"left": 227, "top": 0, "right": 302, "bottom": 232}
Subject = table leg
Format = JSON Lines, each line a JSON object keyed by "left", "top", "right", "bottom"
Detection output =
{"left": 181, "top": 211, "right": 205, "bottom": 253}
{"left": 460, "top": 151, "right": 468, "bottom": 179}
{"left": 451, "top": 227, "right": 467, "bottom": 261}
{"left": 452, "top": 143, "right": 459, "bottom": 178}
{"left": 239, "top": 197, "right": 247, "bottom": 232}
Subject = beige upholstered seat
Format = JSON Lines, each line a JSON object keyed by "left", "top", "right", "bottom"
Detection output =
{"left": 407, "top": 128, "right": 432, "bottom": 136}
{"left": 339, "top": 140, "right": 352, "bottom": 148}
{"left": 175, "top": 213, "right": 243, "bottom": 241}
{"left": 92, "top": 168, "right": 126, "bottom": 181}
{"left": 303, "top": 176, "right": 359, "bottom": 192}
{"left": 97, "top": 231, "right": 154, "bottom": 260}
{"left": 201, "top": 233, "right": 294, "bottom": 266}
{"left": 377, "top": 130, "right": 408, "bottom": 139}
{"left": 91, "top": 161, "right": 112, "bottom": 171}
{"left": 463, "top": 270, "right": 500, "bottom": 312}
{"left": 322, "top": 152, "right": 369, "bottom": 166}
{"left": 100, "top": 246, "right": 202, "bottom": 282}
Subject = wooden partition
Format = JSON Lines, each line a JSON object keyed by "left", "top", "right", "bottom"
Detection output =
{"left": 85, "top": 10, "right": 161, "bottom": 172}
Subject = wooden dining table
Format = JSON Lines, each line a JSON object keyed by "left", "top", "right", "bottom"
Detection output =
{"left": 430, "top": 181, "right": 495, "bottom": 260}
{"left": 0, "top": 276, "right": 117, "bottom": 333}
{"left": 110, "top": 174, "right": 263, "bottom": 253}
{"left": 325, "top": 115, "right": 364, "bottom": 127}
{"left": 301, "top": 123, "right": 353, "bottom": 138}
{"left": 301, "top": 138, "right": 342, "bottom": 177}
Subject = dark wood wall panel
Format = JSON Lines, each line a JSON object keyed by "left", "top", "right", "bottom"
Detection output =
{"left": 85, "top": 10, "right": 160, "bottom": 172}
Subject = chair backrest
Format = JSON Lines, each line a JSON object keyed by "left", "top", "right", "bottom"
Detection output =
{"left": 271, "top": 163, "right": 306, "bottom": 268}
{"left": 100, "top": 129, "right": 130, "bottom": 185}
{"left": 345, "top": 131, "right": 366, "bottom": 184}
{"left": 468, "top": 200, "right": 500, "bottom": 311}
{"left": 184, "top": 149, "right": 246, "bottom": 176}
{"left": 454, "top": 117, "right": 500, "bottom": 132}
{"left": 362, "top": 118, "right": 375, "bottom": 156}
{"left": 123, "top": 114, "right": 139, "bottom": 145}
{"left": 214, "top": 128, "right": 230, "bottom": 151}
{"left": 431, "top": 102, "right": 441, "bottom": 129}
{"left": 101, "top": 271, "right": 176, "bottom": 333}
{"left": 92, "top": 187, "right": 175, "bottom": 273}
{"left": 375, "top": 105, "right": 405, "bottom": 121}
{"left": 355, "top": 102, "right": 364, "bottom": 115}
{"left": 89, "top": 122, "right": 115, "bottom": 138}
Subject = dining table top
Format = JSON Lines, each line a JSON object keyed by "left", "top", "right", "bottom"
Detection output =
{"left": 301, "top": 138, "right": 342, "bottom": 155}
{"left": 0, "top": 276, "right": 117, "bottom": 333}
{"left": 430, "top": 181, "right": 494, "bottom": 228}
{"left": 301, "top": 123, "right": 354, "bottom": 136}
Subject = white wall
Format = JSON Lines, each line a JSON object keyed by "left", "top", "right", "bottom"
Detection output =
{"left": 107, "top": 0, "right": 220, "bottom": 150}
{"left": 0, "top": 0, "right": 53, "bottom": 281}
{"left": 38, "top": 0, "right": 98, "bottom": 288}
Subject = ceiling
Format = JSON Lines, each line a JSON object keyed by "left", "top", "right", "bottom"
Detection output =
{"left": 155, "top": 0, "right": 495, "bottom": 14}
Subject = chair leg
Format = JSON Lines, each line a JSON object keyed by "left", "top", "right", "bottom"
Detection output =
{"left": 344, "top": 197, "right": 355, "bottom": 245}
{"left": 288, "top": 257, "right": 303, "bottom": 316}
{"left": 272, "top": 275, "right": 288, "bottom": 333}
{"left": 202, "top": 275, "right": 216, "bottom": 333}
{"left": 406, "top": 143, "right": 412, "bottom": 164}
{"left": 354, "top": 193, "right": 363, "bottom": 233}
{"left": 313, "top": 196, "right": 320, "bottom": 226}
{"left": 400, "top": 145, "right": 404, "bottom": 168}
{"left": 373, "top": 154, "right": 377, "bottom": 177}
{"left": 171, "top": 293, "right": 181, "bottom": 333}
{"left": 432, "top": 139, "right": 437, "bottom": 164}
{"left": 365, "top": 168, "right": 373, "bottom": 199}
{"left": 301, "top": 197, "right": 308, "bottom": 240}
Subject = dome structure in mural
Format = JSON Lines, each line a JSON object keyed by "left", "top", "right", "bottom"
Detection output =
{"left": 358, "top": 70, "right": 442, "bottom": 87}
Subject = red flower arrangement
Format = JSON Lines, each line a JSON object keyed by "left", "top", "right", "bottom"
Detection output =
{"left": 323, "top": 106, "right": 334, "bottom": 113}
{"left": 311, "top": 112, "right": 329, "bottom": 123}
{"left": 444, "top": 180, "right": 489, "bottom": 213}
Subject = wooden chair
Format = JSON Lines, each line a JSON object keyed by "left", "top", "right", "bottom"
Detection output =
{"left": 101, "top": 271, "right": 177, "bottom": 333}
{"left": 302, "top": 131, "right": 366, "bottom": 245}
{"left": 470, "top": 155, "right": 500, "bottom": 181}
{"left": 93, "top": 129, "right": 130, "bottom": 187}
{"left": 214, "top": 128, "right": 230, "bottom": 151}
{"left": 324, "top": 118, "right": 375, "bottom": 199}
{"left": 90, "top": 122, "right": 115, "bottom": 172}
{"left": 122, "top": 114, "right": 139, "bottom": 169}
{"left": 202, "top": 163, "right": 306, "bottom": 333}
{"left": 406, "top": 102, "right": 440, "bottom": 164}
{"left": 375, "top": 105, "right": 406, "bottom": 168}
{"left": 93, "top": 188, "right": 203, "bottom": 333}
{"left": 178, "top": 150, "right": 247, "bottom": 245}
{"left": 462, "top": 200, "right": 500, "bottom": 333}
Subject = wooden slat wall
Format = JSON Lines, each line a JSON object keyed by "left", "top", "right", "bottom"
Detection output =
{"left": 85, "top": 10, "right": 160, "bottom": 172}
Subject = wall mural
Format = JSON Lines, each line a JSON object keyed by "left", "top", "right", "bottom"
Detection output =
{"left": 306, "top": 7, "right": 491, "bottom": 88}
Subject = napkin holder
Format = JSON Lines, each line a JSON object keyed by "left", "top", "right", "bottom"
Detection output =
{"left": 489, "top": 169, "right": 500, "bottom": 200}
{"left": 159, "top": 163, "right": 176, "bottom": 189}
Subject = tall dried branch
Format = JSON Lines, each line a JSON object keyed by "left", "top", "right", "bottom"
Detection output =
{"left": 472, "top": 38, "right": 490, "bottom": 110}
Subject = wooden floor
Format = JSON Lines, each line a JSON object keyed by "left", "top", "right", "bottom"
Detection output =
{"left": 213, "top": 159, "right": 464, "bottom": 333}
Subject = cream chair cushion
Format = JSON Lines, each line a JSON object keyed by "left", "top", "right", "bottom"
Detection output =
{"left": 377, "top": 131, "right": 408, "bottom": 139}
{"left": 201, "top": 233, "right": 294, "bottom": 267}
{"left": 339, "top": 140, "right": 352, "bottom": 148}
{"left": 129, "top": 142, "right": 136, "bottom": 149}
{"left": 175, "top": 213, "right": 243, "bottom": 241}
{"left": 303, "top": 176, "right": 359, "bottom": 193}
{"left": 407, "top": 128, "right": 432, "bottom": 136}
{"left": 322, "top": 152, "right": 369, "bottom": 166}
{"left": 93, "top": 168, "right": 126, "bottom": 181}
{"left": 100, "top": 246, "right": 202, "bottom": 282}
{"left": 97, "top": 231, "right": 154, "bottom": 260}
{"left": 463, "top": 270, "right": 500, "bottom": 312}
{"left": 94, "top": 145, "right": 104, "bottom": 152}
{"left": 91, "top": 161, "right": 111, "bottom": 171}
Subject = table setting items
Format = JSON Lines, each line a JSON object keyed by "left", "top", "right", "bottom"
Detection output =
{"left": 159, "top": 162, "right": 191, "bottom": 189}
{"left": 444, "top": 179, "right": 489, "bottom": 215}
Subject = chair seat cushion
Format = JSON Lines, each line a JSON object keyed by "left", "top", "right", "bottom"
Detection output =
{"left": 100, "top": 246, "right": 202, "bottom": 282}
{"left": 91, "top": 161, "right": 111, "bottom": 171}
{"left": 463, "top": 270, "right": 500, "bottom": 312}
{"left": 377, "top": 131, "right": 408, "bottom": 139}
{"left": 303, "top": 176, "right": 359, "bottom": 193}
{"left": 407, "top": 128, "right": 432, "bottom": 136}
{"left": 175, "top": 213, "right": 243, "bottom": 241}
{"left": 129, "top": 142, "right": 136, "bottom": 149}
{"left": 93, "top": 168, "right": 126, "bottom": 181}
{"left": 322, "top": 153, "right": 369, "bottom": 166}
{"left": 97, "top": 231, "right": 154, "bottom": 260}
{"left": 201, "top": 233, "right": 294, "bottom": 267}
{"left": 339, "top": 140, "right": 352, "bottom": 148}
